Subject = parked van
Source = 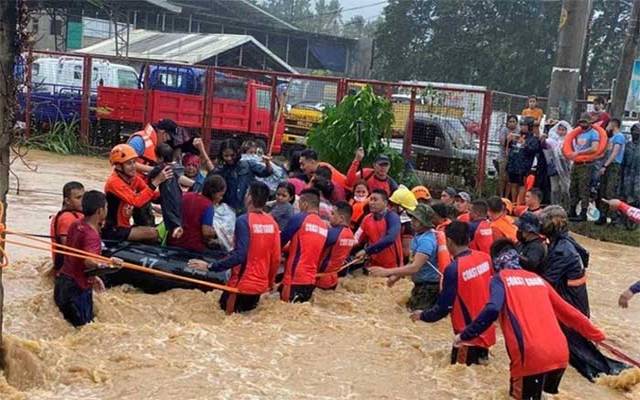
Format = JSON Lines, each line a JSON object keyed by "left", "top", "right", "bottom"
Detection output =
{"left": 30, "top": 57, "right": 139, "bottom": 94}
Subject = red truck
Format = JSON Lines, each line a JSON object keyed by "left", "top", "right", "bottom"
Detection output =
{"left": 96, "top": 65, "right": 283, "bottom": 153}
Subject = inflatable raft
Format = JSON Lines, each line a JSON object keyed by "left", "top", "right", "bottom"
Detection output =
{"left": 98, "top": 241, "right": 228, "bottom": 294}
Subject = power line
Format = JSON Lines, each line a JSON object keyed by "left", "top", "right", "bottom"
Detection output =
{"left": 295, "top": 1, "right": 388, "bottom": 22}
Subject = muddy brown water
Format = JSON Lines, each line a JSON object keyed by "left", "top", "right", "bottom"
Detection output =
{"left": 0, "top": 150, "right": 639, "bottom": 399}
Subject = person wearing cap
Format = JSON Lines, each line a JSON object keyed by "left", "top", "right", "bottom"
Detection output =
{"left": 487, "top": 196, "right": 518, "bottom": 242}
{"left": 369, "top": 204, "right": 442, "bottom": 310}
{"left": 454, "top": 192, "right": 472, "bottom": 222}
{"left": 516, "top": 212, "right": 547, "bottom": 274}
{"left": 410, "top": 221, "right": 495, "bottom": 366}
{"left": 389, "top": 185, "right": 418, "bottom": 263}
{"left": 411, "top": 185, "right": 432, "bottom": 204}
{"left": 103, "top": 144, "right": 171, "bottom": 242}
{"left": 567, "top": 113, "right": 601, "bottom": 222}
{"left": 346, "top": 148, "right": 398, "bottom": 196}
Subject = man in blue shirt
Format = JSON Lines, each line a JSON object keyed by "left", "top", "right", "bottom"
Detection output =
{"left": 596, "top": 118, "right": 625, "bottom": 225}
{"left": 369, "top": 204, "right": 439, "bottom": 310}
{"left": 568, "top": 113, "right": 601, "bottom": 222}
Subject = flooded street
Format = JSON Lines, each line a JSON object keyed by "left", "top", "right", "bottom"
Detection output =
{"left": 1, "top": 150, "right": 639, "bottom": 399}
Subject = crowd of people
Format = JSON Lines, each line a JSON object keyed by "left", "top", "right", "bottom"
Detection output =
{"left": 497, "top": 95, "right": 640, "bottom": 226}
{"left": 47, "top": 113, "right": 640, "bottom": 400}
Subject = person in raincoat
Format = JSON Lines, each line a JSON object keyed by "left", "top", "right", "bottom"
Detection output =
{"left": 542, "top": 120, "right": 572, "bottom": 209}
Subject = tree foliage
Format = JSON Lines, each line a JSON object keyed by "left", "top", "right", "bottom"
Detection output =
{"left": 373, "top": 0, "right": 630, "bottom": 96}
{"left": 306, "top": 86, "right": 403, "bottom": 178}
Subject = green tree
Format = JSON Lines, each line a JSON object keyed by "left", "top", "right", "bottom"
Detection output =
{"left": 343, "top": 15, "right": 380, "bottom": 39}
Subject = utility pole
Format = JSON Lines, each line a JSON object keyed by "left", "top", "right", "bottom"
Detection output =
{"left": 547, "top": 0, "right": 593, "bottom": 123}
{"left": 610, "top": 0, "right": 640, "bottom": 119}
{"left": 0, "top": 0, "right": 17, "bottom": 355}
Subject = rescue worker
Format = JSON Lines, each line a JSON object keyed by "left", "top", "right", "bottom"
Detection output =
{"left": 354, "top": 189, "right": 403, "bottom": 269}
{"left": 516, "top": 212, "right": 547, "bottom": 274}
{"left": 316, "top": 202, "right": 357, "bottom": 290}
{"left": 468, "top": 200, "right": 493, "bottom": 255}
{"left": 189, "top": 182, "right": 281, "bottom": 313}
{"left": 389, "top": 185, "right": 418, "bottom": 263}
{"left": 568, "top": 113, "right": 601, "bottom": 222}
{"left": 50, "top": 181, "right": 84, "bottom": 271}
{"left": 346, "top": 148, "right": 398, "bottom": 196}
{"left": 431, "top": 202, "right": 452, "bottom": 231}
{"left": 513, "top": 188, "right": 543, "bottom": 217}
{"left": 454, "top": 192, "right": 472, "bottom": 222}
{"left": 456, "top": 239, "right": 606, "bottom": 400}
{"left": 103, "top": 144, "right": 171, "bottom": 242}
{"left": 369, "top": 204, "right": 449, "bottom": 310}
{"left": 440, "top": 187, "right": 458, "bottom": 219}
{"left": 410, "top": 221, "right": 496, "bottom": 366}
{"left": 411, "top": 185, "right": 432, "bottom": 204}
{"left": 487, "top": 196, "right": 518, "bottom": 242}
{"left": 280, "top": 188, "right": 328, "bottom": 302}
{"left": 539, "top": 205, "right": 628, "bottom": 379}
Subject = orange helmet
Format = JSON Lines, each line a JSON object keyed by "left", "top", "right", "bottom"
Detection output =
{"left": 411, "top": 185, "right": 431, "bottom": 201}
{"left": 109, "top": 144, "right": 138, "bottom": 165}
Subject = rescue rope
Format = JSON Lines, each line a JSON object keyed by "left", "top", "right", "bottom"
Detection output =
{"left": 600, "top": 341, "right": 640, "bottom": 369}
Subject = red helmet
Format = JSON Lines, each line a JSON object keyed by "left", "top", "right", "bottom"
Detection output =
{"left": 109, "top": 144, "right": 137, "bottom": 165}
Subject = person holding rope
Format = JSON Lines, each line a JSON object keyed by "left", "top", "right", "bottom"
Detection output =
{"left": 189, "top": 182, "right": 281, "bottom": 314}
{"left": 316, "top": 202, "right": 357, "bottom": 290}
{"left": 368, "top": 204, "right": 441, "bottom": 310}
{"left": 50, "top": 181, "right": 84, "bottom": 271}
{"left": 54, "top": 190, "right": 122, "bottom": 327}
{"left": 455, "top": 239, "right": 606, "bottom": 400}
{"left": 279, "top": 188, "right": 328, "bottom": 303}
{"left": 410, "top": 221, "right": 495, "bottom": 366}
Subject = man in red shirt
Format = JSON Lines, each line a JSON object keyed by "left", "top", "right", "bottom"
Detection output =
{"left": 355, "top": 189, "right": 403, "bottom": 269}
{"left": 189, "top": 182, "right": 281, "bottom": 313}
{"left": 54, "top": 191, "right": 122, "bottom": 326}
{"left": 280, "top": 188, "right": 328, "bottom": 302}
{"left": 411, "top": 221, "right": 496, "bottom": 366}
{"left": 456, "top": 239, "right": 605, "bottom": 399}
{"left": 50, "top": 181, "right": 84, "bottom": 271}
{"left": 103, "top": 144, "right": 171, "bottom": 242}
{"left": 468, "top": 200, "right": 493, "bottom": 255}
{"left": 316, "top": 202, "right": 356, "bottom": 290}
{"left": 346, "top": 148, "right": 398, "bottom": 196}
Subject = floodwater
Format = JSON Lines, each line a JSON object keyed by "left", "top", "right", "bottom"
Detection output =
{"left": 1, "top": 149, "right": 639, "bottom": 400}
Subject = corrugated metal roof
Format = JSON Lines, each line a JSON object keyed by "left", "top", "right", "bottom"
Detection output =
{"left": 77, "top": 30, "right": 296, "bottom": 73}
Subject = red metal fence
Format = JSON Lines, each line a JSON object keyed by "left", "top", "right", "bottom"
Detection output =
{"left": 19, "top": 49, "right": 554, "bottom": 194}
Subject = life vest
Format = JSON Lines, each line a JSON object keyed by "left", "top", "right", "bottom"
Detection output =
{"left": 104, "top": 171, "right": 158, "bottom": 229}
{"left": 316, "top": 226, "right": 356, "bottom": 289}
{"left": 469, "top": 219, "right": 493, "bottom": 255}
{"left": 227, "top": 212, "right": 281, "bottom": 295}
{"left": 451, "top": 250, "right": 496, "bottom": 348}
{"left": 49, "top": 210, "right": 83, "bottom": 270}
{"left": 491, "top": 214, "right": 518, "bottom": 242}
{"left": 457, "top": 212, "right": 471, "bottom": 223}
{"left": 167, "top": 192, "right": 212, "bottom": 252}
{"left": 319, "top": 162, "right": 347, "bottom": 189}
{"left": 128, "top": 123, "right": 158, "bottom": 165}
{"left": 357, "top": 212, "right": 403, "bottom": 269}
{"left": 281, "top": 213, "right": 328, "bottom": 301}
{"left": 434, "top": 229, "right": 451, "bottom": 274}
{"left": 497, "top": 269, "right": 570, "bottom": 378}
{"left": 349, "top": 199, "right": 368, "bottom": 229}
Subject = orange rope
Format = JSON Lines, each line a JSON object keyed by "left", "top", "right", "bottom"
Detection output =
{"left": 0, "top": 231, "right": 240, "bottom": 294}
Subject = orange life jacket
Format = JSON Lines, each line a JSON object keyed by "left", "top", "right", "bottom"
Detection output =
{"left": 128, "top": 123, "right": 158, "bottom": 165}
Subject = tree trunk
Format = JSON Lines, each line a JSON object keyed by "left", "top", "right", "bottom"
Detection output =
{"left": 610, "top": 0, "right": 640, "bottom": 118}
{"left": 547, "top": 0, "right": 593, "bottom": 123}
{"left": 0, "top": 0, "right": 17, "bottom": 361}
{"left": 575, "top": 4, "right": 595, "bottom": 122}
